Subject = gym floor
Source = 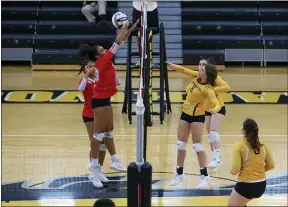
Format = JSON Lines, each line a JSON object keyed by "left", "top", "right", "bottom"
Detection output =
{"left": 2, "top": 65, "right": 287, "bottom": 206}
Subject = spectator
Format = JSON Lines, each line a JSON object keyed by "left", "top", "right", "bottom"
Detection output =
{"left": 93, "top": 198, "right": 115, "bottom": 207}
{"left": 132, "top": 0, "right": 159, "bottom": 67}
{"left": 82, "top": 1, "right": 107, "bottom": 25}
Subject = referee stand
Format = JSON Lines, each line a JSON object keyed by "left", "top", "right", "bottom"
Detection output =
{"left": 122, "top": 23, "right": 172, "bottom": 126}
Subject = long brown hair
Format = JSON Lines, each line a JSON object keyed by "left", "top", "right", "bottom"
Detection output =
{"left": 79, "top": 44, "right": 99, "bottom": 61}
{"left": 243, "top": 118, "right": 263, "bottom": 152}
{"left": 204, "top": 64, "right": 218, "bottom": 86}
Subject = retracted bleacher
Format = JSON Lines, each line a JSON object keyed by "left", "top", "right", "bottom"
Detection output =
{"left": 1, "top": 1, "right": 118, "bottom": 68}
{"left": 259, "top": 1, "right": 288, "bottom": 65}
{"left": 181, "top": 1, "right": 265, "bottom": 66}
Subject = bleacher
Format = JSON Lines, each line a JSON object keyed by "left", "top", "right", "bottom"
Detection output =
{"left": 2, "top": 1, "right": 118, "bottom": 68}
{"left": 181, "top": 1, "right": 288, "bottom": 65}
{"left": 2, "top": 1, "right": 288, "bottom": 67}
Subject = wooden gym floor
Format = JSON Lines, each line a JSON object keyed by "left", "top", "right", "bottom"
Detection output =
{"left": 1, "top": 65, "right": 288, "bottom": 206}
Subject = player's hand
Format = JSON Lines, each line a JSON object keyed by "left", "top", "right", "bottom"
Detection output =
{"left": 123, "top": 19, "right": 139, "bottom": 42}
{"left": 166, "top": 61, "right": 176, "bottom": 71}
{"left": 210, "top": 108, "right": 216, "bottom": 114}
{"left": 85, "top": 68, "right": 92, "bottom": 78}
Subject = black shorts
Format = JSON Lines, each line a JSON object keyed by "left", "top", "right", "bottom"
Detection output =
{"left": 82, "top": 116, "right": 94, "bottom": 123}
{"left": 205, "top": 106, "right": 226, "bottom": 116}
{"left": 180, "top": 112, "right": 205, "bottom": 123}
{"left": 133, "top": 8, "right": 159, "bottom": 33}
{"left": 91, "top": 97, "right": 111, "bottom": 109}
{"left": 234, "top": 180, "right": 266, "bottom": 199}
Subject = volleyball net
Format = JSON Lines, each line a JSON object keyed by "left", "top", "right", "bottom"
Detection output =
{"left": 127, "top": 2, "right": 153, "bottom": 207}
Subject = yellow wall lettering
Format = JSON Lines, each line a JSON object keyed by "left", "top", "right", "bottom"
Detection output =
{"left": 170, "top": 91, "right": 186, "bottom": 103}
{"left": 53, "top": 91, "right": 83, "bottom": 102}
{"left": 261, "top": 92, "right": 285, "bottom": 103}
{"left": 4, "top": 91, "right": 53, "bottom": 102}
{"left": 111, "top": 92, "right": 125, "bottom": 103}
{"left": 233, "top": 92, "right": 262, "bottom": 103}
{"left": 221, "top": 93, "right": 234, "bottom": 103}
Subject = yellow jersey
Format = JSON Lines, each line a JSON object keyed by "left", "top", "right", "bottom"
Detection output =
{"left": 175, "top": 65, "right": 231, "bottom": 111}
{"left": 182, "top": 78, "right": 221, "bottom": 116}
{"left": 231, "top": 138, "right": 275, "bottom": 183}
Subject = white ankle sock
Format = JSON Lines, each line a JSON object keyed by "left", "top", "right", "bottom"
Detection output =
{"left": 213, "top": 149, "right": 221, "bottom": 162}
{"left": 111, "top": 154, "right": 119, "bottom": 161}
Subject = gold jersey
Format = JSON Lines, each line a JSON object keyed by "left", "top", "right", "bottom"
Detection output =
{"left": 175, "top": 65, "right": 230, "bottom": 111}
{"left": 231, "top": 138, "right": 275, "bottom": 182}
{"left": 182, "top": 78, "right": 221, "bottom": 116}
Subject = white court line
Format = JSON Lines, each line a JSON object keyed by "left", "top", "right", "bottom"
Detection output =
{"left": 2, "top": 134, "right": 287, "bottom": 137}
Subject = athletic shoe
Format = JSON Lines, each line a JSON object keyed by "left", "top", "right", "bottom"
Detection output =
{"left": 169, "top": 173, "right": 185, "bottom": 186}
{"left": 196, "top": 175, "right": 212, "bottom": 189}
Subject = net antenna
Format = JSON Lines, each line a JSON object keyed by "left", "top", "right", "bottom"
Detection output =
{"left": 135, "top": 1, "right": 148, "bottom": 168}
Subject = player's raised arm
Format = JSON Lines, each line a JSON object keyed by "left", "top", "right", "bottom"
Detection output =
{"left": 214, "top": 76, "right": 231, "bottom": 93}
{"left": 166, "top": 62, "right": 199, "bottom": 77}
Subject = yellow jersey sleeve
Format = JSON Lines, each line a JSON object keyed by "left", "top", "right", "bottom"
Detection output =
{"left": 174, "top": 65, "right": 199, "bottom": 77}
{"left": 205, "top": 87, "right": 221, "bottom": 112}
{"left": 264, "top": 144, "right": 275, "bottom": 172}
{"left": 231, "top": 142, "right": 242, "bottom": 175}
{"left": 214, "top": 76, "right": 231, "bottom": 93}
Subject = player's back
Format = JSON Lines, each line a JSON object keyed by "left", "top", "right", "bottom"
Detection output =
{"left": 235, "top": 138, "right": 272, "bottom": 182}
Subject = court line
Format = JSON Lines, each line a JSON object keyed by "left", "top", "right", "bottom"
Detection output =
{"left": 2, "top": 134, "right": 287, "bottom": 137}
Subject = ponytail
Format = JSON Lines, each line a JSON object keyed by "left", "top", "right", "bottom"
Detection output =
{"left": 243, "top": 119, "right": 263, "bottom": 152}
{"left": 77, "top": 60, "right": 92, "bottom": 76}
{"left": 79, "top": 44, "right": 98, "bottom": 62}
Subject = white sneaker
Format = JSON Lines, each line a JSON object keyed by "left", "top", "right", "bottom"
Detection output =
{"left": 207, "top": 160, "right": 222, "bottom": 168}
{"left": 196, "top": 175, "right": 212, "bottom": 189}
{"left": 87, "top": 161, "right": 99, "bottom": 172}
{"left": 110, "top": 160, "right": 126, "bottom": 171}
{"left": 169, "top": 173, "right": 185, "bottom": 186}
{"left": 88, "top": 173, "right": 103, "bottom": 188}
{"left": 87, "top": 162, "right": 109, "bottom": 182}
{"left": 98, "top": 166, "right": 109, "bottom": 182}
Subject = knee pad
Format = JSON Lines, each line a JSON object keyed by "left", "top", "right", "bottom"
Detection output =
{"left": 193, "top": 143, "right": 205, "bottom": 153}
{"left": 209, "top": 131, "right": 220, "bottom": 142}
{"left": 99, "top": 144, "right": 107, "bottom": 152}
{"left": 93, "top": 132, "right": 105, "bottom": 141}
{"left": 104, "top": 130, "right": 114, "bottom": 139}
{"left": 176, "top": 140, "right": 187, "bottom": 150}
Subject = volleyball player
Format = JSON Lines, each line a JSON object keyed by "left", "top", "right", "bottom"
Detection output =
{"left": 190, "top": 58, "right": 231, "bottom": 168}
{"left": 78, "top": 60, "right": 125, "bottom": 178}
{"left": 228, "top": 118, "right": 275, "bottom": 206}
{"left": 78, "top": 60, "right": 109, "bottom": 183}
{"left": 79, "top": 20, "right": 139, "bottom": 188}
{"left": 167, "top": 62, "right": 221, "bottom": 189}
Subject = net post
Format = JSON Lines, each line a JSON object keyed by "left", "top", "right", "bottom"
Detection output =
{"left": 127, "top": 35, "right": 133, "bottom": 124}
{"left": 144, "top": 28, "right": 153, "bottom": 127}
{"left": 160, "top": 23, "right": 172, "bottom": 114}
{"left": 159, "top": 24, "right": 165, "bottom": 124}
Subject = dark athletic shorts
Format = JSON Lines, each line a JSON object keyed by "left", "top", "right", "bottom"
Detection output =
{"left": 133, "top": 8, "right": 159, "bottom": 34}
{"left": 82, "top": 116, "right": 94, "bottom": 123}
{"left": 91, "top": 97, "right": 111, "bottom": 109}
{"left": 180, "top": 112, "right": 205, "bottom": 123}
{"left": 234, "top": 180, "right": 266, "bottom": 199}
{"left": 205, "top": 106, "right": 226, "bottom": 116}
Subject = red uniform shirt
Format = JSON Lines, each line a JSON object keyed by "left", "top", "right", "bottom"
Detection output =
{"left": 92, "top": 43, "right": 119, "bottom": 99}
{"left": 79, "top": 78, "right": 95, "bottom": 118}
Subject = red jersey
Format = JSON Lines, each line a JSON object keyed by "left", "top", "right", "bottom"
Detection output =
{"left": 79, "top": 77, "right": 95, "bottom": 118}
{"left": 92, "top": 43, "right": 120, "bottom": 99}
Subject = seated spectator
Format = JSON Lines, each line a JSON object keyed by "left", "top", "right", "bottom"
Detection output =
{"left": 81, "top": 1, "right": 107, "bottom": 25}
{"left": 93, "top": 198, "right": 115, "bottom": 207}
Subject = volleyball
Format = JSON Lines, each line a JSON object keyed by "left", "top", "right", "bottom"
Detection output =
{"left": 112, "top": 12, "right": 129, "bottom": 28}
